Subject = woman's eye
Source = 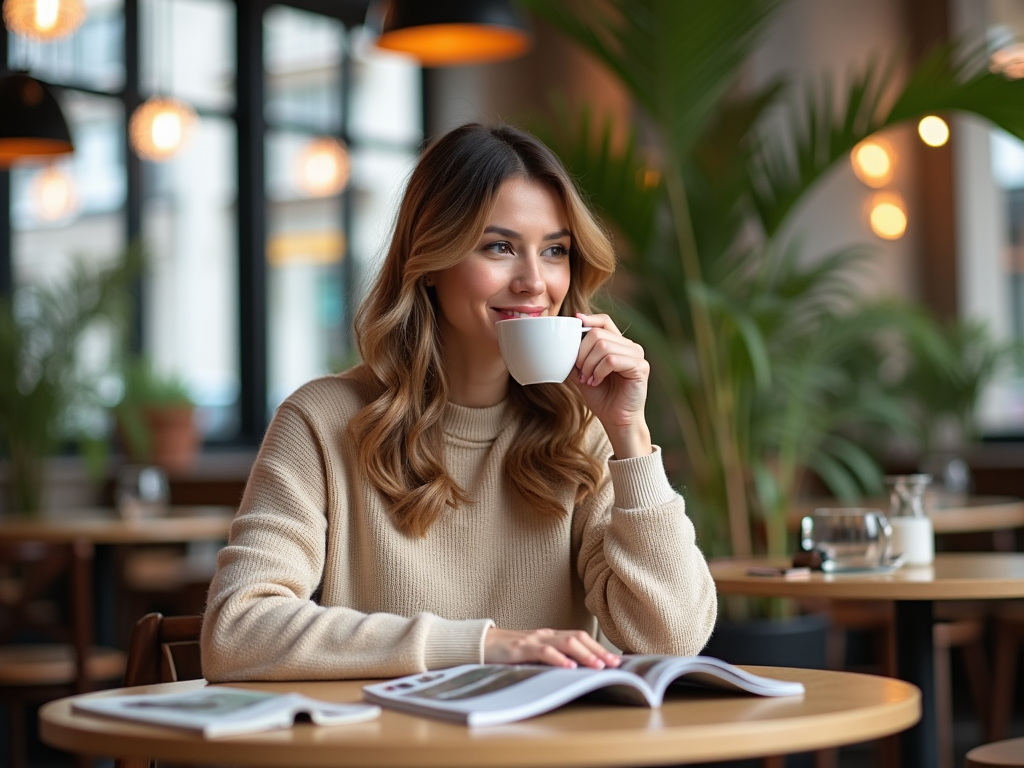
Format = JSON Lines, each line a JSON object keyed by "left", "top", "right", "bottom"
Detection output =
{"left": 544, "top": 244, "right": 569, "bottom": 258}
{"left": 485, "top": 241, "right": 513, "bottom": 255}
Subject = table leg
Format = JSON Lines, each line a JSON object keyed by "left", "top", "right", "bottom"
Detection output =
{"left": 93, "top": 543, "right": 117, "bottom": 648}
{"left": 895, "top": 600, "right": 937, "bottom": 768}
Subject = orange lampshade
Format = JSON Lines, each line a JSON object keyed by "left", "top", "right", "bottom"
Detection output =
{"left": 374, "top": 0, "right": 531, "bottom": 67}
{"left": 0, "top": 73, "right": 74, "bottom": 167}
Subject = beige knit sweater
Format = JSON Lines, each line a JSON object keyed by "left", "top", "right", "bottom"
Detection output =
{"left": 201, "top": 368, "right": 717, "bottom": 682}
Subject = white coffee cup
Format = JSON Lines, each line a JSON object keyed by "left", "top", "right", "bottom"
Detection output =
{"left": 496, "top": 316, "right": 589, "bottom": 385}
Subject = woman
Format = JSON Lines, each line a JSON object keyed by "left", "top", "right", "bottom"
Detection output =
{"left": 201, "top": 123, "right": 716, "bottom": 682}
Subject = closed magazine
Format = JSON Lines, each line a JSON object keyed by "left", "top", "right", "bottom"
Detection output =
{"left": 362, "top": 655, "right": 805, "bottom": 727}
{"left": 72, "top": 686, "right": 381, "bottom": 738}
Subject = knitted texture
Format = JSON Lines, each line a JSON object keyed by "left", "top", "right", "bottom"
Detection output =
{"left": 201, "top": 367, "right": 717, "bottom": 681}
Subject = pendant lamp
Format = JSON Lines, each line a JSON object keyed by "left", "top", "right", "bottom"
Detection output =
{"left": 373, "top": 0, "right": 531, "bottom": 67}
{"left": 0, "top": 73, "right": 75, "bottom": 167}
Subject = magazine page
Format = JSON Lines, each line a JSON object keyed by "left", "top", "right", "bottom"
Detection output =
{"left": 362, "top": 664, "right": 654, "bottom": 727}
{"left": 625, "top": 655, "right": 806, "bottom": 700}
{"left": 73, "top": 686, "right": 381, "bottom": 738}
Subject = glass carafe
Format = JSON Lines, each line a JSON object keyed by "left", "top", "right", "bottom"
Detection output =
{"left": 885, "top": 474, "right": 934, "bottom": 565}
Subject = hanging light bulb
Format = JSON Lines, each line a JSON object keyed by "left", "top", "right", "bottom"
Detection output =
{"left": 31, "top": 164, "right": 77, "bottom": 220}
{"left": 129, "top": 97, "right": 197, "bottom": 162}
{"left": 2, "top": 0, "right": 86, "bottom": 41}
{"left": 918, "top": 116, "right": 950, "bottom": 147}
{"left": 867, "top": 192, "right": 908, "bottom": 240}
{"left": 295, "top": 137, "right": 351, "bottom": 197}
{"left": 850, "top": 137, "right": 896, "bottom": 188}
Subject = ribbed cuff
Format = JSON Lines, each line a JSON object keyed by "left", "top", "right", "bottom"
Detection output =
{"left": 607, "top": 445, "right": 677, "bottom": 510}
{"left": 423, "top": 617, "right": 495, "bottom": 669}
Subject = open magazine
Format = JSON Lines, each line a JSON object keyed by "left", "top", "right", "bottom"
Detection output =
{"left": 72, "top": 686, "right": 381, "bottom": 738}
{"left": 363, "top": 655, "right": 805, "bottom": 727}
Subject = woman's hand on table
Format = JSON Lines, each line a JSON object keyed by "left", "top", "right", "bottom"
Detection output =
{"left": 484, "top": 627, "right": 621, "bottom": 669}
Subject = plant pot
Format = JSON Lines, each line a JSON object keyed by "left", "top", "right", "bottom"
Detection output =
{"left": 143, "top": 405, "right": 199, "bottom": 474}
{"left": 701, "top": 612, "right": 829, "bottom": 669}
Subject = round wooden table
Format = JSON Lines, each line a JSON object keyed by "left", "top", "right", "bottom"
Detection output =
{"left": 41, "top": 670, "right": 920, "bottom": 767}
{"left": 711, "top": 552, "right": 1024, "bottom": 768}
{"left": 0, "top": 506, "right": 234, "bottom": 645}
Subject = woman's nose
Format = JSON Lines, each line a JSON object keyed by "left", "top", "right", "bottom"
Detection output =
{"left": 511, "top": 255, "right": 544, "bottom": 295}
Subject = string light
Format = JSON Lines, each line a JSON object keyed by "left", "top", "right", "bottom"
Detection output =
{"left": 868, "top": 193, "right": 907, "bottom": 240}
{"left": 295, "top": 138, "right": 351, "bottom": 197}
{"left": 918, "top": 116, "right": 949, "bottom": 147}
{"left": 851, "top": 138, "right": 895, "bottom": 188}
{"left": 2, "top": 0, "right": 86, "bottom": 41}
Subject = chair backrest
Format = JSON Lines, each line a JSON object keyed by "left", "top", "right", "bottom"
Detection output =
{"left": 122, "top": 612, "right": 203, "bottom": 687}
{"left": 0, "top": 539, "right": 94, "bottom": 693}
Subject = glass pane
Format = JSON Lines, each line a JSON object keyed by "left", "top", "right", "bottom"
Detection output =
{"left": 10, "top": 91, "right": 127, "bottom": 441}
{"left": 142, "top": 117, "right": 239, "bottom": 441}
{"left": 140, "top": 0, "right": 235, "bottom": 112}
{"left": 265, "top": 130, "right": 348, "bottom": 408}
{"left": 349, "top": 30, "right": 422, "bottom": 146}
{"left": 991, "top": 128, "right": 1024, "bottom": 430}
{"left": 264, "top": 5, "right": 343, "bottom": 133}
{"left": 9, "top": 0, "right": 125, "bottom": 92}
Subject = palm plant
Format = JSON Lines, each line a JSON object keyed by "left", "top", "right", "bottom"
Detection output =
{"left": 0, "top": 248, "right": 138, "bottom": 516}
{"left": 520, "top": 0, "right": 1024, "bottom": 560}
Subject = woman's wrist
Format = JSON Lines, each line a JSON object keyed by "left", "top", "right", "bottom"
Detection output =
{"left": 606, "top": 422, "right": 653, "bottom": 459}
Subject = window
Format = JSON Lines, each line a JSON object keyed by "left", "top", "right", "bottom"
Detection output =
{"left": 2, "top": 0, "right": 424, "bottom": 448}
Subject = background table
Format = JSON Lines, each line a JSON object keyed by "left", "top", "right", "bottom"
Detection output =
{"left": 41, "top": 669, "right": 919, "bottom": 767}
{"left": 791, "top": 496, "right": 1024, "bottom": 535}
{"left": 0, "top": 506, "right": 234, "bottom": 645}
{"left": 710, "top": 552, "right": 1024, "bottom": 768}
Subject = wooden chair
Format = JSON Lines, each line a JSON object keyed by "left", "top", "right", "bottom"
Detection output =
{"left": 965, "top": 736, "right": 1024, "bottom": 767}
{"left": 0, "top": 540, "right": 126, "bottom": 768}
{"left": 989, "top": 600, "right": 1024, "bottom": 742}
{"left": 115, "top": 612, "right": 204, "bottom": 768}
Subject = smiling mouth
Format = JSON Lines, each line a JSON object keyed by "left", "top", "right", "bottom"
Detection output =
{"left": 494, "top": 309, "right": 544, "bottom": 319}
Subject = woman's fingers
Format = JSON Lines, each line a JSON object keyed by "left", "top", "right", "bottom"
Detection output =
{"left": 484, "top": 627, "right": 621, "bottom": 669}
{"left": 576, "top": 333, "right": 646, "bottom": 387}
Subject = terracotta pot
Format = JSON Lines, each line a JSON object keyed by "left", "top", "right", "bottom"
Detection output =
{"left": 141, "top": 405, "right": 199, "bottom": 474}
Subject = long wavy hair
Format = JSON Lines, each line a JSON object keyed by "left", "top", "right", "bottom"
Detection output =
{"left": 351, "top": 123, "right": 617, "bottom": 536}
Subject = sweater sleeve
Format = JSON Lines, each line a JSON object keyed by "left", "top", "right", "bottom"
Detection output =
{"left": 574, "top": 440, "right": 718, "bottom": 657}
{"left": 200, "top": 397, "right": 493, "bottom": 682}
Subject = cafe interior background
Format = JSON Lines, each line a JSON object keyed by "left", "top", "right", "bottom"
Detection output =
{"left": 3, "top": 0, "right": 1024, "bottom": 765}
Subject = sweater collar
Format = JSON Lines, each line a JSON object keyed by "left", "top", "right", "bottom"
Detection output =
{"left": 443, "top": 399, "right": 511, "bottom": 443}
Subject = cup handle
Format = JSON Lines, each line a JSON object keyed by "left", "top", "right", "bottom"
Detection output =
{"left": 800, "top": 516, "right": 814, "bottom": 551}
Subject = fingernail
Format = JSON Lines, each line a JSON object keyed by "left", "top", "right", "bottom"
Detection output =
{"left": 593, "top": 659, "right": 605, "bottom": 669}
{"left": 587, "top": 376, "right": 595, "bottom": 387}
{"left": 579, "top": 374, "right": 586, "bottom": 383}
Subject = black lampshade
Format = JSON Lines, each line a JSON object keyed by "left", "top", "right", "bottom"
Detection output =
{"left": 375, "top": 0, "right": 531, "bottom": 67}
{"left": 0, "top": 73, "right": 75, "bottom": 167}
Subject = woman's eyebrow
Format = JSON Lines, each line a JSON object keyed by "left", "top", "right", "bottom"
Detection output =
{"left": 482, "top": 225, "right": 571, "bottom": 240}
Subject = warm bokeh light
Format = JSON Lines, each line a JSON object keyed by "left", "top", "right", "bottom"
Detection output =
{"left": 375, "top": 24, "right": 530, "bottom": 67}
{"left": 868, "top": 193, "right": 907, "bottom": 240}
{"left": 31, "top": 165, "right": 76, "bottom": 221}
{"left": 296, "top": 137, "right": 351, "bottom": 197}
{"left": 990, "top": 44, "right": 1024, "bottom": 79}
{"left": 850, "top": 138, "right": 895, "bottom": 187}
{"left": 129, "top": 98, "right": 197, "bottom": 162}
{"left": 2, "top": 0, "right": 86, "bottom": 40}
{"left": 636, "top": 167, "right": 661, "bottom": 190}
{"left": 918, "top": 116, "right": 949, "bottom": 147}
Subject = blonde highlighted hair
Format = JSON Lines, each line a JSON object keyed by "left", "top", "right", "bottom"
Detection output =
{"left": 351, "top": 123, "right": 616, "bottom": 536}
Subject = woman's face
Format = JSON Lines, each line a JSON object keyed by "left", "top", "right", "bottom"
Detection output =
{"left": 430, "top": 177, "right": 572, "bottom": 364}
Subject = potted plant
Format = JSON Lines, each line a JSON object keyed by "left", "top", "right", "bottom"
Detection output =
{"left": 114, "top": 358, "right": 199, "bottom": 475}
{"left": 0, "top": 249, "right": 138, "bottom": 517}
{"left": 521, "top": 0, "right": 1024, "bottom": 567}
